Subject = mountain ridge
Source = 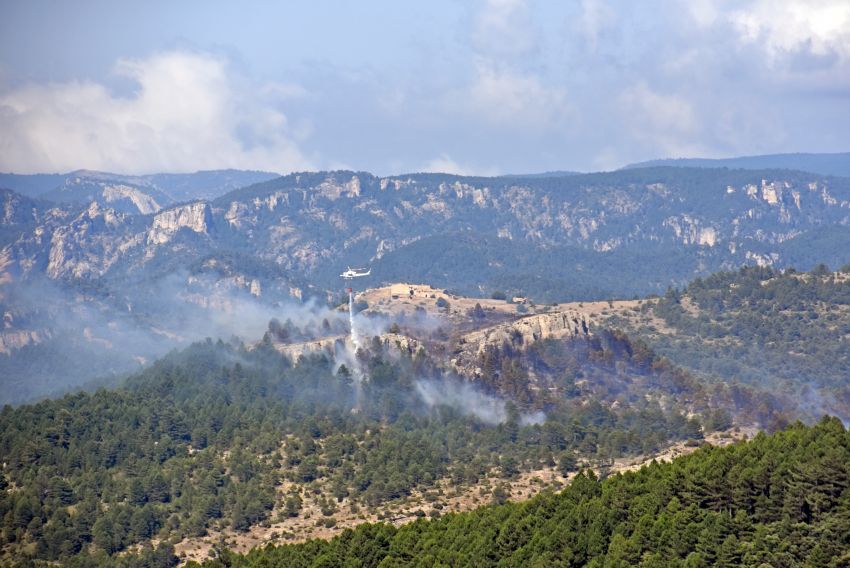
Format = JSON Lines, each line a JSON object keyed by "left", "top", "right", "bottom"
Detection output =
{"left": 0, "top": 168, "right": 281, "bottom": 205}
{"left": 3, "top": 166, "right": 850, "bottom": 403}
{"left": 625, "top": 151, "right": 850, "bottom": 178}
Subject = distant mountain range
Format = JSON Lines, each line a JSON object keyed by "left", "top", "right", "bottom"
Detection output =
{"left": 504, "top": 170, "right": 581, "bottom": 178}
{"left": 0, "top": 169, "right": 280, "bottom": 212}
{"left": 4, "top": 167, "right": 850, "bottom": 303}
{"left": 2, "top": 166, "right": 849, "bottom": 353}
{"left": 3, "top": 163, "right": 850, "bottom": 402}
{"left": 625, "top": 151, "right": 850, "bottom": 178}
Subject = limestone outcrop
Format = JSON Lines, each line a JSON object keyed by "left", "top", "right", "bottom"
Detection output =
{"left": 101, "top": 184, "right": 162, "bottom": 215}
{"left": 272, "top": 336, "right": 345, "bottom": 361}
{"left": 451, "top": 309, "right": 591, "bottom": 376}
{"left": 0, "top": 329, "right": 49, "bottom": 353}
{"left": 147, "top": 202, "right": 212, "bottom": 245}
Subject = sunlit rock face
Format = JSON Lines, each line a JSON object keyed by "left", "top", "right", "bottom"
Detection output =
{"left": 100, "top": 184, "right": 163, "bottom": 215}
{"left": 451, "top": 310, "right": 591, "bottom": 377}
{"left": 147, "top": 201, "right": 212, "bottom": 245}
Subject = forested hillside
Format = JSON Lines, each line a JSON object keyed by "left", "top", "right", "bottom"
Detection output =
{"left": 3, "top": 265, "right": 847, "bottom": 564}
{"left": 600, "top": 265, "right": 850, "bottom": 421}
{"left": 0, "top": 326, "right": 718, "bottom": 565}
{"left": 196, "top": 418, "right": 850, "bottom": 567}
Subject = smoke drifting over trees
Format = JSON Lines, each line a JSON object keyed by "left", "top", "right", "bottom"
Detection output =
{"left": 0, "top": 271, "right": 346, "bottom": 404}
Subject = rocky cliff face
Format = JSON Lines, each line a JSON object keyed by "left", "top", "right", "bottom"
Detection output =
{"left": 2, "top": 198, "right": 218, "bottom": 281}
{"left": 378, "top": 332, "right": 425, "bottom": 356}
{"left": 261, "top": 307, "right": 590, "bottom": 396}
{"left": 267, "top": 332, "right": 425, "bottom": 364}
{"left": 3, "top": 167, "right": 850, "bottom": 314}
{"left": 209, "top": 169, "right": 850, "bottom": 278}
{"left": 1, "top": 190, "right": 41, "bottom": 227}
{"left": 148, "top": 201, "right": 212, "bottom": 245}
{"left": 0, "top": 328, "right": 49, "bottom": 353}
{"left": 271, "top": 336, "right": 347, "bottom": 361}
{"left": 42, "top": 175, "right": 172, "bottom": 215}
{"left": 46, "top": 203, "right": 132, "bottom": 279}
{"left": 101, "top": 184, "right": 163, "bottom": 215}
{"left": 451, "top": 309, "right": 591, "bottom": 377}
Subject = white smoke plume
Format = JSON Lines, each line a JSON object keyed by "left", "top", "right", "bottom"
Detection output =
{"left": 521, "top": 410, "right": 547, "bottom": 426}
{"left": 415, "top": 377, "right": 548, "bottom": 425}
{"left": 348, "top": 290, "right": 362, "bottom": 351}
{"left": 414, "top": 378, "right": 497, "bottom": 424}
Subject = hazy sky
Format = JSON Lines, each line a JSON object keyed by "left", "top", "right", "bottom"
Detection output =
{"left": 1, "top": 0, "right": 849, "bottom": 175}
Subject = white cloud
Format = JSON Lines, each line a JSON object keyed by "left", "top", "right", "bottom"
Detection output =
{"left": 729, "top": 0, "right": 850, "bottom": 61}
{"left": 621, "top": 83, "right": 697, "bottom": 133}
{"left": 0, "top": 51, "right": 314, "bottom": 174}
{"left": 421, "top": 155, "right": 470, "bottom": 175}
{"left": 360, "top": 1, "right": 850, "bottom": 171}
{"left": 619, "top": 82, "right": 709, "bottom": 158}
{"left": 472, "top": 0, "right": 536, "bottom": 59}
{"left": 449, "top": 1, "right": 574, "bottom": 136}
{"left": 687, "top": 0, "right": 719, "bottom": 29}
{"left": 420, "top": 154, "right": 498, "bottom": 176}
{"left": 3, "top": 3, "right": 847, "bottom": 177}
{"left": 449, "top": 60, "right": 573, "bottom": 131}
{"left": 578, "top": 0, "right": 616, "bottom": 52}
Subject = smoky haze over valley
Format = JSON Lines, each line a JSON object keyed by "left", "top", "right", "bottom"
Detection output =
{"left": 2, "top": 163, "right": 850, "bottom": 408}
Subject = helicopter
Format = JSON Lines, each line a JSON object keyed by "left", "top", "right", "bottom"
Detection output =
{"left": 340, "top": 266, "right": 371, "bottom": 279}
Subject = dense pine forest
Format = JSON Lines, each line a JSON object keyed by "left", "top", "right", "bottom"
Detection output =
{"left": 195, "top": 418, "right": 850, "bottom": 567}
{"left": 2, "top": 268, "right": 848, "bottom": 565}
{"left": 605, "top": 265, "right": 850, "bottom": 421}
{"left": 0, "top": 329, "right": 711, "bottom": 565}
